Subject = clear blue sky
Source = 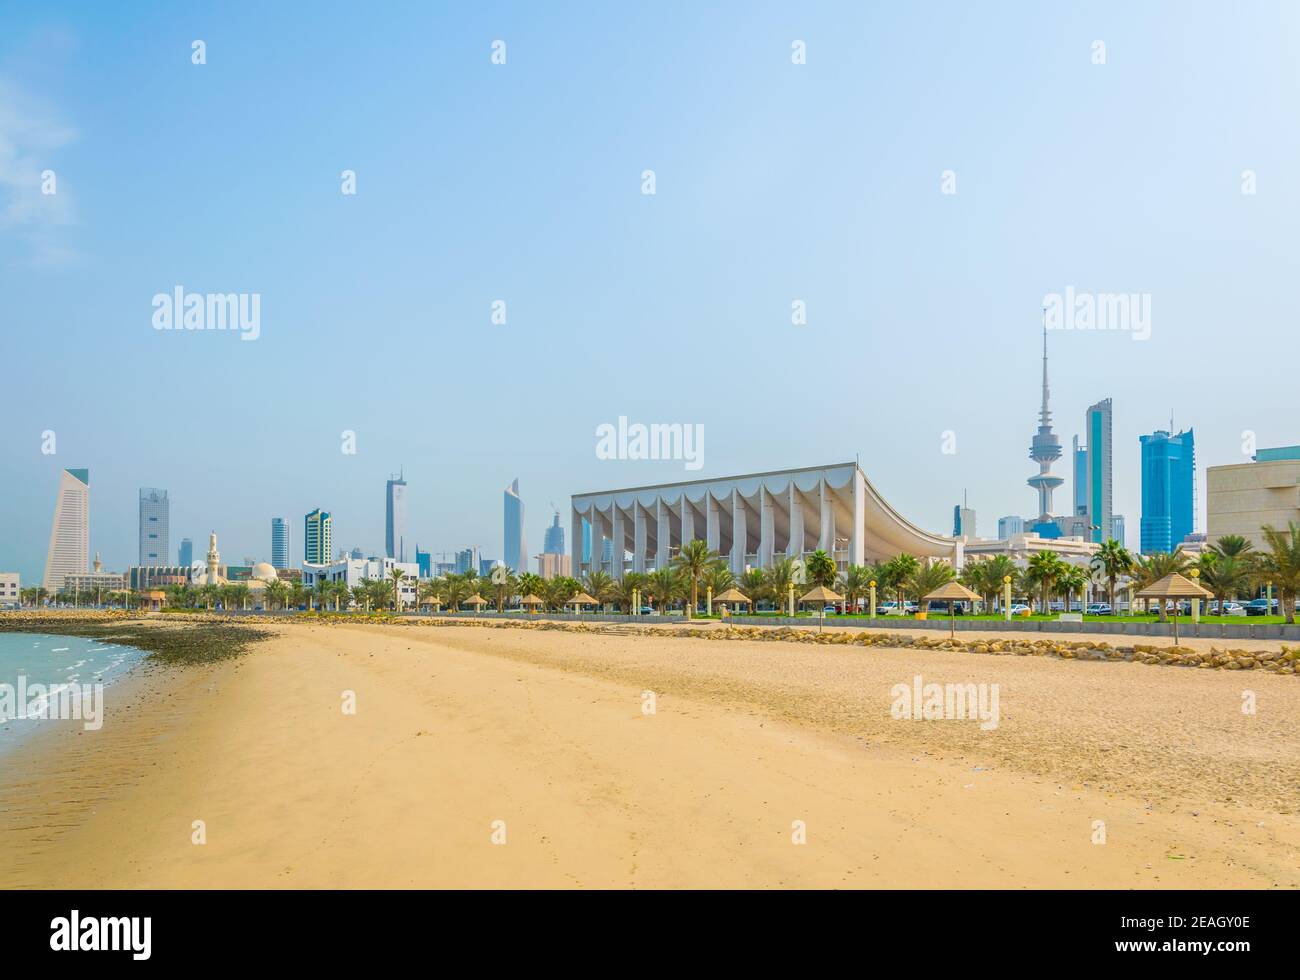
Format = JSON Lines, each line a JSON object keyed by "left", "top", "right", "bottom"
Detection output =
{"left": 2, "top": 2, "right": 1298, "bottom": 583}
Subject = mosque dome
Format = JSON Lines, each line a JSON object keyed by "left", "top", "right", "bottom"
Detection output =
{"left": 251, "top": 561, "right": 278, "bottom": 583}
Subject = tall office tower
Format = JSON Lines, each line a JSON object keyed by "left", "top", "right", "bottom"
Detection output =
{"left": 138, "top": 488, "right": 170, "bottom": 565}
{"left": 385, "top": 471, "right": 407, "bottom": 562}
{"left": 952, "top": 504, "right": 976, "bottom": 539}
{"left": 503, "top": 478, "right": 527, "bottom": 573}
{"left": 415, "top": 546, "right": 431, "bottom": 578}
{"left": 43, "top": 468, "right": 90, "bottom": 591}
{"left": 271, "top": 517, "right": 289, "bottom": 569}
{"left": 1139, "top": 428, "right": 1195, "bottom": 554}
{"left": 1072, "top": 435, "right": 1088, "bottom": 516}
{"left": 1111, "top": 515, "right": 1126, "bottom": 548}
{"left": 997, "top": 515, "right": 1025, "bottom": 539}
{"left": 178, "top": 537, "right": 193, "bottom": 568}
{"left": 304, "top": 509, "right": 333, "bottom": 565}
{"left": 455, "top": 547, "right": 478, "bottom": 574}
{"left": 1083, "top": 399, "right": 1113, "bottom": 544}
{"left": 543, "top": 512, "right": 566, "bottom": 554}
{"left": 1026, "top": 326, "right": 1064, "bottom": 539}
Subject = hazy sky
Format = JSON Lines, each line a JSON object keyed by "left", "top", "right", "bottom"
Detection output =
{"left": 2, "top": 2, "right": 1298, "bottom": 583}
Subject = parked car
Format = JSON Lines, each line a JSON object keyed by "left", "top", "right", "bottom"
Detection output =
{"left": 1209, "top": 601, "right": 1246, "bottom": 616}
{"left": 1009, "top": 603, "right": 1031, "bottom": 616}
{"left": 1085, "top": 603, "right": 1112, "bottom": 616}
{"left": 1245, "top": 598, "right": 1278, "bottom": 616}
{"left": 878, "top": 601, "right": 901, "bottom": 615}
{"left": 822, "top": 605, "right": 837, "bottom": 614}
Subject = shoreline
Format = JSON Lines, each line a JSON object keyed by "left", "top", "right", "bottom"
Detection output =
{"left": 1, "top": 619, "right": 1295, "bottom": 889}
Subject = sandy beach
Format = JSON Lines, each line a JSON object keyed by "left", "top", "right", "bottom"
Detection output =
{"left": 1, "top": 619, "right": 1296, "bottom": 889}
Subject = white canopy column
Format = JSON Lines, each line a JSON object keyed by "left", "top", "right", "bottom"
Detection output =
{"left": 706, "top": 493, "right": 720, "bottom": 552}
{"left": 633, "top": 504, "right": 648, "bottom": 574}
{"left": 818, "top": 479, "right": 835, "bottom": 552}
{"left": 787, "top": 484, "right": 804, "bottom": 556}
{"left": 655, "top": 498, "right": 671, "bottom": 569}
{"left": 731, "top": 490, "right": 747, "bottom": 574}
{"left": 589, "top": 503, "right": 605, "bottom": 575}
{"left": 680, "top": 496, "right": 696, "bottom": 545}
{"left": 759, "top": 487, "right": 775, "bottom": 567}
{"left": 850, "top": 469, "right": 866, "bottom": 566}
{"left": 570, "top": 506, "right": 584, "bottom": 578}
{"left": 610, "top": 505, "right": 625, "bottom": 579}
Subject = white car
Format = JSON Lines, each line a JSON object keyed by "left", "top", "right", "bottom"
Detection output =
{"left": 1008, "top": 603, "right": 1032, "bottom": 616}
{"left": 878, "top": 601, "right": 903, "bottom": 615}
{"left": 1211, "top": 601, "right": 1246, "bottom": 616}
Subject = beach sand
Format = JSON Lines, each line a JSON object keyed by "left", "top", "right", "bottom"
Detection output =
{"left": 1, "top": 620, "right": 1296, "bottom": 889}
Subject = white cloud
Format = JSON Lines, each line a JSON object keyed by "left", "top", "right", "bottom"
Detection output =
{"left": 0, "top": 78, "right": 77, "bottom": 262}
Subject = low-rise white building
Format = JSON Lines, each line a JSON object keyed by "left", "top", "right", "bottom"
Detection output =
{"left": 301, "top": 556, "right": 420, "bottom": 607}
{"left": 0, "top": 572, "right": 19, "bottom": 608}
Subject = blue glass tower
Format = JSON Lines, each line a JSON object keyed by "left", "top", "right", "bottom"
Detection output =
{"left": 1140, "top": 429, "right": 1195, "bottom": 554}
{"left": 271, "top": 517, "right": 289, "bottom": 569}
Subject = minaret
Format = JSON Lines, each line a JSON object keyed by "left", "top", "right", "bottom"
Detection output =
{"left": 1027, "top": 320, "right": 1064, "bottom": 530}
{"left": 93, "top": 552, "right": 102, "bottom": 574}
{"left": 206, "top": 530, "right": 221, "bottom": 585}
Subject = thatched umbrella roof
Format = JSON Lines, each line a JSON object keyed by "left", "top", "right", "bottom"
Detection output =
{"left": 461, "top": 593, "right": 487, "bottom": 607}
{"left": 421, "top": 596, "right": 443, "bottom": 608}
{"left": 1135, "top": 573, "right": 1211, "bottom": 644}
{"left": 1135, "top": 573, "right": 1212, "bottom": 599}
{"left": 566, "top": 592, "right": 598, "bottom": 605}
{"left": 713, "top": 588, "right": 751, "bottom": 604}
{"left": 922, "top": 581, "right": 981, "bottom": 603}
{"left": 800, "top": 584, "right": 844, "bottom": 603}
{"left": 520, "top": 594, "right": 544, "bottom": 606}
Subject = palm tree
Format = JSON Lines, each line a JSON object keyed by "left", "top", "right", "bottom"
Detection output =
{"left": 265, "top": 579, "right": 289, "bottom": 611}
{"left": 582, "top": 570, "right": 615, "bottom": 612}
{"left": 200, "top": 583, "right": 219, "bottom": 611}
{"left": 517, "top": 572, "right": 546, "bottom": 607}
{"left": 703, "top": 564, "right": 736, "bottom": 599}
{"left": 312, "top": 577, "right": 331, "bottom": 612}
{"left": 440, "top": 575, "right": 471, "bottom": 612}
{"left": 1211, "top": 534, "right": 1253, "bottom": 560}
{"left": 1025, "top": 551, "right": 1066, "bottom": 614}
{"left": 1090, "top": 539, "right": 1135, "bottom": 613}
{"left": 611, "top": 571, "right": 646, "bottom": 613}
{"left": 1198, "top": 549, "right": 1252, "bottom": 615}
{"left": 353, "top": 583, "right": 372, "bottom": 611}
{"left": 1254, "top": 522, "right": 1300, "bottom": 624}
{"left": 805, "top": 549, "right": 837, "bottom": 587}
{"left": 544, "top": 576, "right": 578, "bottom": 612}
{"left": 740, "top": 568, "right": 767, "bottom": 610}
{"left": 671, "top": 540, "right": 720, "bottom": 617}
{"left": 1057, "top": 564, "right": 1089, "bottom": 613}
{"left": 647, "top": 567, "right": 681, "bottom": 613}
{"left": 885, "top": 553, "right": 920, "bottom": 609}
{"left": 903, "top": 561, "right": 955, "bottom": 613}
{"left": 765, "top": 557, "right": 797, "bottom": 614}
{"left": 839, "top": 564, "right": 872, "bottom": 614}
{"left": 288, "top": 582, "right": 307, "bottom": 611}
{"left": 389, "top": 567, "right": 407, "bottom": 612}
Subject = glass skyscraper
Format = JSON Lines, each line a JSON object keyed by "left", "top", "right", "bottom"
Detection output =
{"left": 178, "top": 537, "right": 193, "bottom": 568}
{"left": 503, "top": 478, "right": 526, "bottom": 572}
{"left": 1140, "top": 429, "right": 1195, "bottom": 554}
{"left": 1084, "top": 399, "right": 1113, "bottom": 543}
{"left": 543, "top": 512, "right": 565, "bottom": 554}
{"left": 304, "top": 509, "right": 332, "bottom": 565}
{"left": 385, "top": 472, "right": 407, "bottom": 562}
{"left": 271, "top": 517, "right": 289, "bottom": 569}
{"left": 138, "top": 487, "right": 169, "bottom": 565}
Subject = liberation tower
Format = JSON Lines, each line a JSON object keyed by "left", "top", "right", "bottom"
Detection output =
{"left": 1027, "top": 323, "right": 1064, "bottom": 537}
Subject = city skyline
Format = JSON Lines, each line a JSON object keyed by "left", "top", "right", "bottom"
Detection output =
{"left": 4, "top": 5, "right": 1300, "bottom": 582}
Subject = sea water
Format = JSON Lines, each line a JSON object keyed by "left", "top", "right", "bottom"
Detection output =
{"left": 0, "top": 632, "right": 146, "bottom": 755}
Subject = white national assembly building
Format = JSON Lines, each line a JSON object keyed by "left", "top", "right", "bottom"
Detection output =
{"left": 570, "top": 462, "right": 960, "bottom": 578}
